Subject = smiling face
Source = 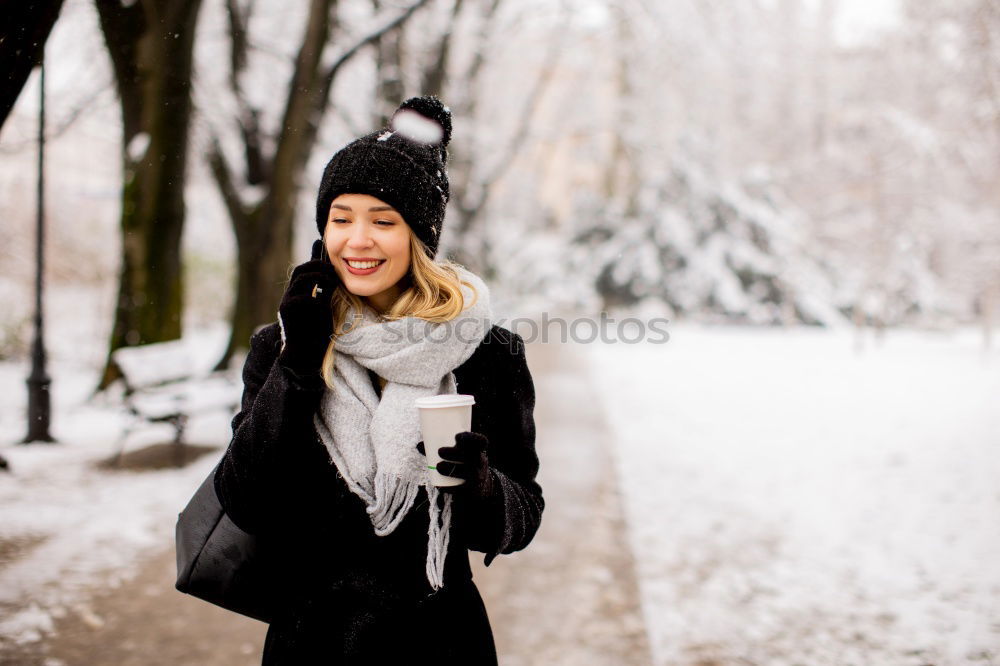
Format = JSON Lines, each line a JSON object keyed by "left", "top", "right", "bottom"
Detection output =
{"left": 323, "top": 193, "right": 413, "bottom": 314}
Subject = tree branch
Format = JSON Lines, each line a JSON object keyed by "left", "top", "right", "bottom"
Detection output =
{"left": 0, "top": 77, "right": 115, "bottom": 152}
{"left": 470, "top": 15, "right": 565, "bottom": 216}
{"left": 421, "top": 0, "right": 466, "bottom": 97}
{"left": 223, "top": 0, "right": 270, "bottom": 185}
{"left": 208, "top": 136, "right": 250, "bottom": 235}
{"left": 465, "top": 0, "right": 503, "bottom": 87}
{"left": 320, "top": 0, "right": 432, "bottom": 88}
{"left": 225, "top": 0, "right": 250, "bottom": 93}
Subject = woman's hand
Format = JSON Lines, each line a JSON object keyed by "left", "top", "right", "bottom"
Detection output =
{"left": 416, "top": 432, "right": 494, "bottom": 502}
{"left": 277, "top": 239, "right": 340, "bottom": 378}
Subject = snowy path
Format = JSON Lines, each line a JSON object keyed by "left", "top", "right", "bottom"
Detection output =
{"left": 587, "top": 324, "right": 1000, "bottom": 666}
{"left": 474, "top": 338, "right": 651, "bottom": 665}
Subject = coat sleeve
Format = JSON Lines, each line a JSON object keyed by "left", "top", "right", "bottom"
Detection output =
{"left": 213, "top": 323, "right": 329, "bottom": 535}
{"left": 461, "top": 330, "right": 544, "bottom": 567}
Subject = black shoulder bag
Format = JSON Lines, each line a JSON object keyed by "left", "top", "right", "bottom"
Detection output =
{"left": 174, "top": 464, "right": 276, "bottom": 624}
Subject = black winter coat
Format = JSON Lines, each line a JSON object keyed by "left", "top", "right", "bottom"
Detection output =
{"left": 214, "top": 321, "right": 544, "bottom": 665}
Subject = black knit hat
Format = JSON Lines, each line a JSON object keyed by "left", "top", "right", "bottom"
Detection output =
{"left": 316, "top": 96, "right": 452, "bottom": 259}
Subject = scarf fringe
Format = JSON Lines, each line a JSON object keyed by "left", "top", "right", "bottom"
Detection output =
{"left": 366, "top": 472, "right": 453, "bottom": 591}
{"left": 426, "top": 485, "right": 453, "bottom": 591}
{"left": 369, "top": 472, "right": 421, "bottom": 535}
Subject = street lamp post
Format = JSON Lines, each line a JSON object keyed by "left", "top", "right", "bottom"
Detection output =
{"left": 24, "top": 57, "right": 55, "bottom": 444}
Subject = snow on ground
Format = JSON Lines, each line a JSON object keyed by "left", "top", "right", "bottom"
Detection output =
{"left": 0, "top": 324, "right": 239, "bottom": 646}
{"left": 587, "top": 324, "right": 1000, "bottom": 666}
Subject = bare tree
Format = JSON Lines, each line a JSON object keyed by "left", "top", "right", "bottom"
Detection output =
{"left": 371, "top": 0, "right": 406, "bottom": 127}
{"left": 419, "top": 0, "right": 466, "bottom": 99}
{"left": 94, "top": 0, "right": 205, "bottom": 389}
{"left": 433, "top": 0, "right": 566, "bottom": 278}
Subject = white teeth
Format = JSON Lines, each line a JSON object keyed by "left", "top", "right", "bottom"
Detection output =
{"left": 347, "top": 260, "right": 383, "bottom": 269}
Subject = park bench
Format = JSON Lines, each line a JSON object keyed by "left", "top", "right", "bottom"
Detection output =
{"left": 109, "top": 339, "right": 241, "bottom": 467}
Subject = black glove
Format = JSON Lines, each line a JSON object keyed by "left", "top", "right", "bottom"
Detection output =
{"left": 277, "top": 239, "right": 340, "bottom": 378}
{"left": 416, "top": 432, "right": 494, "bottom": 502}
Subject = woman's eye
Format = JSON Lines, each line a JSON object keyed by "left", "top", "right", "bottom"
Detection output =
{"left": 332, "top": 218, "right": 349, "bottom": 224}
{"left": 376, "top": 220, "right": 395, "bottom": 226}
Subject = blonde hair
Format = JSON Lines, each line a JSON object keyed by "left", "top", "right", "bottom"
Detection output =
{"left": 318, "top": 230, "right": 479, "bottom": 389}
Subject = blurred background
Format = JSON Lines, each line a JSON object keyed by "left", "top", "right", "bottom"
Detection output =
{"left": 1, "top": 0, "right": 997, "bottom": 664}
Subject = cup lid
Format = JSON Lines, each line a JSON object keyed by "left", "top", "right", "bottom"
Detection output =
{"left": 414, "top": 394, "right": 476, "bottom": 409}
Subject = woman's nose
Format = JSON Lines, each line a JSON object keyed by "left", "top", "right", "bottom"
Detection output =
{"left": 347, "top": 224, "right": 373, "bottom": 247}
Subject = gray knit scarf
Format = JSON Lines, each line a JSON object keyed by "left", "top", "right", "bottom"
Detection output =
{"left": 312, "top": 266, "right": 492, "bottom": 590}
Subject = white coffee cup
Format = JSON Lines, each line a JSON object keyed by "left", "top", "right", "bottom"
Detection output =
{"left": 414, "top": 394, "right": 476, "bottom": 487}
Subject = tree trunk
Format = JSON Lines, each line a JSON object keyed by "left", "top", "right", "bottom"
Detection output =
{"left": 372, "top": 0, "right": 405, "bottom": 127}
{"left": 420, "top": 0, "right": 465, "bottom": 100}
{"left": 442, "top": 0, "right": 561, "bottom": 278}
{"left": 95, "top": 0, "right": 204, "bottom": 390}
{"left": 213, "top": 0, "right": 336, "bottom": 370}
{"left": 225, "top": 201, "right": 295, "bottom": 369}
{"left": 437, "top": 0, "right": 502, "bottom": 272}
{"left": 603, "top": 3, "right": 638, "bottom": 214}
{"left": 812, "top": 0, "right": 836, "bottom": 152}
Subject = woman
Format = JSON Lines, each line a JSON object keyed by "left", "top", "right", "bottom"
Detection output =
{"left": 214, "top": 96, "right": 544, "bottom": 665}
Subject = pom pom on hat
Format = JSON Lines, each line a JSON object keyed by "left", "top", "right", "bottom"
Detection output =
{"left": 392, "top": 96, "right": 452, "bottom": 147}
